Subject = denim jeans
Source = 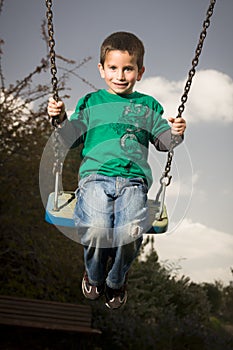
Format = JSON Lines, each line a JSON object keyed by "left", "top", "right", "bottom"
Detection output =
{"left": 74, "top": 174, "right": 149, "bottom": 289}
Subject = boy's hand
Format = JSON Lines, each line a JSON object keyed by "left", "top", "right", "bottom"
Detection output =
{"left": 169, "top": 117, "right": 186, "bottom": 136}
{"left": 47, "top": 97, "right": 66, "bottom": 124}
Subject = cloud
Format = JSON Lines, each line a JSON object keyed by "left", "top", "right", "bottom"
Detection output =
{"left": 138, "top": 70, "right": 233, "bottom": 123}
{"left": 146, "top": 218, "right": 233, "bottom": 284}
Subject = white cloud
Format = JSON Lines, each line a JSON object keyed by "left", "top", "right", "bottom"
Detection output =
{"left": 146, "top": 218, "right": 233, "bottom": 284}
{"left": 164, "top": 176, "right": 194, "bottom": 198}
{"left": 138, "top": 69, "right": 233, "bottom": 123}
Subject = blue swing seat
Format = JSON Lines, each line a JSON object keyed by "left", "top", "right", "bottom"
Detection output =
{"left": 45, "top": 191, "right": 168, "bottom": 233}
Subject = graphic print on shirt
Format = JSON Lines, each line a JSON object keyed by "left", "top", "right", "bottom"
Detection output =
{"left": 111, "top": 101, "right": 150, "bottom": 160}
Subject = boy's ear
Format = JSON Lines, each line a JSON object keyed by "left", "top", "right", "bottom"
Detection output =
{"left": 98, "top": 63, "right": 105, "bottom": 78}
{"left": 137, "top": 66, "right": 145, "bottom": 81}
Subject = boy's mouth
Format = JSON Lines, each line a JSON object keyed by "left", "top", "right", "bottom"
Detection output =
{"left": 113, "top": 82, "right": 128, "bottom": 88}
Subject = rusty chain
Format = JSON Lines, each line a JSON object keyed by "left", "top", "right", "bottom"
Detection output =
{"left": 161, "top": 0, "right": 217, "bottom": 185}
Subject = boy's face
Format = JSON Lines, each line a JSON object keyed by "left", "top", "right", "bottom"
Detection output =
{"left": 98, "top": 50, "right": 145, "bottom": 95}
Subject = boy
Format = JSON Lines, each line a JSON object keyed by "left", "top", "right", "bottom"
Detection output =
{"left": 47, "top": 31, "right": 186, "bottom": 309}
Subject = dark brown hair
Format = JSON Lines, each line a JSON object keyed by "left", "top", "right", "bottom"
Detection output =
{"left": 100, "top": 31, "right": 145, "bottom": 70}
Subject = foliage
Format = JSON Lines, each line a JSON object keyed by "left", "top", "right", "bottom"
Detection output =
{"left": 91, "top": 249, "right": 233, "bottom": 350}
{"left": 221, "top": 276, "right": 233, "bottom": 323}
{"left": 0, "top": 18, "right": 95, "bottom": 165}
{"left": 0, "top": 125, "right": 84, "bottom": 302}
{"left": 0, "top": 2, "right": 91, "bottom": 303}
{"left": 202, "top": 274, "right": 233, "bottom": 324}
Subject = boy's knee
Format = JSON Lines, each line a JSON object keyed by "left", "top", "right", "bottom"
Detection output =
{"left": 114, "top": 220, "right": 144, "bottom": 246}
{"left": 79, "top": 225, "right": 113, "bottom": 248}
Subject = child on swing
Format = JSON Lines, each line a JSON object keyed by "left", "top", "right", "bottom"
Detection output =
{"left": 47, "top": 31, "right": 186, "bottom": 309}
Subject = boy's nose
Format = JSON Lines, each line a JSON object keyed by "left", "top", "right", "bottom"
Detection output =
{"left": 117, "top": 70, "right": 125, "bottom": 81}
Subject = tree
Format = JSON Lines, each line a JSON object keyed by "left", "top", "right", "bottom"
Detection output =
{"left": 0, "top": 20, "right": 96, "bottom": 164}
{"left": 90, "top": 242, "right": 212, "bottom": 350}
{"left": 202, "top": 281, "right": 223, "bottom": 315}
{"left": 221, "top": 270, "right": 233, "bottom": 323}
{"left": 0, "top": 2, "right": 95, "bottom": 302}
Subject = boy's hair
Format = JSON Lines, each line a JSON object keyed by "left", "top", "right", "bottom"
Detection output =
{"left": 100, "top": 31, "right": 145, "bottom": 70}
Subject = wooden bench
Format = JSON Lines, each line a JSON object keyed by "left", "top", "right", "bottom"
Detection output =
{"left": 0, "top": 295, "right": 101, "bottom": 334}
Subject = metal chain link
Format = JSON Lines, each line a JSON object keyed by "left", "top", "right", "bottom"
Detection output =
{"left": 45, "top": 0, "right": 59, "bottom": 104}
{"left": 45, "top": 0, "right": 63, "bottom": 210}
{"left": 161, "top": 0, "right": 217, "bottom": 185}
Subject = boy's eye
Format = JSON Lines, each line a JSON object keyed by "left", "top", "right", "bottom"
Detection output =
{"left": 108, "top": 66, "right": 134, "bottom": 71}
{"left": 124, "top": 66, "right": 133, "bottom": 71}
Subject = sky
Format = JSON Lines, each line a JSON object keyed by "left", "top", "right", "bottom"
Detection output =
{"left": 1, "top": 0, "right": 233, "bottom": 285}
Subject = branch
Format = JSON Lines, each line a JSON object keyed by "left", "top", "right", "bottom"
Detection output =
{"left": 58, "top": 65, "right": 98, "bottom": 91}
{"left": 0, "top": 0, "right": 4, "bottom": 15}
{"left": 7, "top": 60, "right": 48, "bottom": 96}
{"left": 0, "top": 39, "right": 5, "bottom": 91}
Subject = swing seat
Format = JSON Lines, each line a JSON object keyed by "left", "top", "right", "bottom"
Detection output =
{"left": 45, "top": 191, "right": 168, "bottom": 233}
{"left": 147, "top": 200, "right": 168, "bottom": 234}
{"left": 45, "top": 191, "right": 76, "bottom": 227}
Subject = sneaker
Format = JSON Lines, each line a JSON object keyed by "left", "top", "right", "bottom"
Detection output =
{"left": 82, "top": 272, "right": 104, "bottom": 300}
{"left": 105, "top": 284, "right": 127, "bottom": 309}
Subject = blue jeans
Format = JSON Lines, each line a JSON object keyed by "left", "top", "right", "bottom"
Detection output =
{"left": 74, "top": 174, "right": 149, "bottom": 289}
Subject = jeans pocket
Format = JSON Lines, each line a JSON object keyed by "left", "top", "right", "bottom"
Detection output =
{"left": 78, "top": 174, "right": 96, "bottom": 188}
{"left": 130, "top": 177, "right": 148, "bottom": 194}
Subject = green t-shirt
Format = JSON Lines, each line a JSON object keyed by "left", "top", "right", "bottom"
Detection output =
{"left": 69, "top": 89, "right": 170, "bottom": 188}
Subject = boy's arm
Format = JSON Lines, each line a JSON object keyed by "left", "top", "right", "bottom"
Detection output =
{"left": 153, "top": 117, "right": 186, "bottom": 151}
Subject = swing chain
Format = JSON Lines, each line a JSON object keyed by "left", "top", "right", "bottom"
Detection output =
{"left": 45, "top": 0, "right": 59, "bottom": 107}
{"left": 45, "top": 0, "right": 63, "bottom": 210}
{"left": 160, "top": 148, "right": 173, "bottom": 187}
{"left": 176, "top": 0, "right": 217, "bottom": 119}
{"left": 161, "top": 0, "right": 217, "bottom": 186}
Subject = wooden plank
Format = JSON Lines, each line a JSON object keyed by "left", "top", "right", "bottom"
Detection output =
{"left": 0, "top": 296, "right": 101, "bottom": 334}
{"left": 0, "top": 317, "right": 99, "bottom": 333}
{"left": 0, "top": 318, "right": 100, "bottom": 333}
{"left": 0, "top": 298, "right": 91, "bottom": 319}
{"left": 0, "top": 312, "right": 91, "bottom": 328}
{"left": 0, "top": 296, "right": 91, "bottom": 319}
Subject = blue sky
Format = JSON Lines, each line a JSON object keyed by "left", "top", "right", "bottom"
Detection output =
{"left": 1, "top": 0, "right": 233, "bottom": 284}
